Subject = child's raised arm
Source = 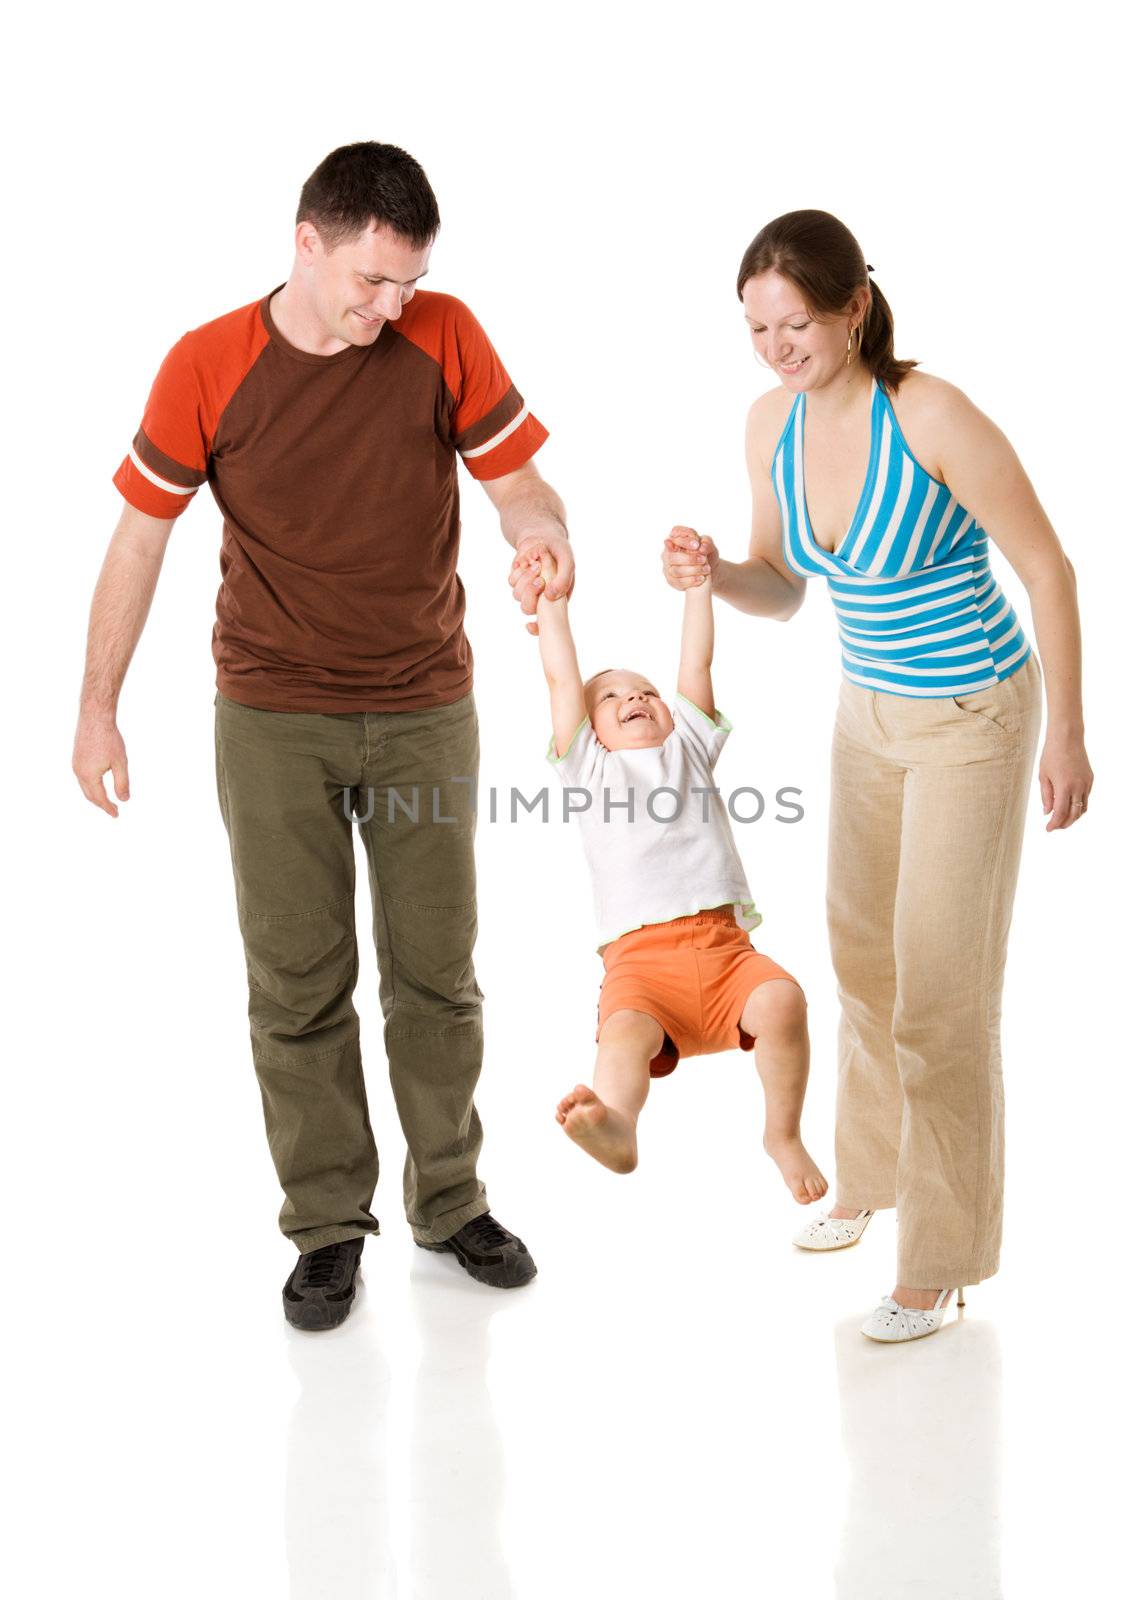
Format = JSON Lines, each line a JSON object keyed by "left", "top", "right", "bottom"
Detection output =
{"left": 535, "top": 552, "right": 588, "bottom": 758}
{"left": 675, "top": 531, "right": 716, "bottom": 720}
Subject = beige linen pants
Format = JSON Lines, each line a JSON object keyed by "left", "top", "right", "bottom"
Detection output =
{"left": 827, "top": 652, "right": 1042, "bottom": 1287}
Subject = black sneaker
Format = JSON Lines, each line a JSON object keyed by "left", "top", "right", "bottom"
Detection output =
{"left": 416, "top": 1211, "right": 537, "bottom": 1288}
{"left": 282, "top": 1236, "right": 365, "bottom": 1330}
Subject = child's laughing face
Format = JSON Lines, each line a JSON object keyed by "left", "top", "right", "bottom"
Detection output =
{"left": 586, "top": 671, "right": 674, "bottom": 751}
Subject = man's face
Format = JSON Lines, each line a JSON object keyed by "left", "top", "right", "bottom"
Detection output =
{"left": 587, "top": 671, "right": 674, "bottom": 752}
{"left": 299, "top": 220, "right": 433, "bottom": 348}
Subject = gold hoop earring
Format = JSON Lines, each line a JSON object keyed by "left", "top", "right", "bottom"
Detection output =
{"left": 846, "top": 329, "right": 854, "bottom": 366}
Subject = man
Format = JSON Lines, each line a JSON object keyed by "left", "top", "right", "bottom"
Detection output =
{"left": 73, "top": 142, "right": 574, "bottom": 1331}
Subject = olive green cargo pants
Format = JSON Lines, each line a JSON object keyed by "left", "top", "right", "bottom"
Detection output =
{"left": 213, "top": 688, "right": 489, "bottom": 1253}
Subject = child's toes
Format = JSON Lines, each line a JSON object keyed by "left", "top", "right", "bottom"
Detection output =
{"left": 557, "top": 1085, "right": 599, "bottom": 1125}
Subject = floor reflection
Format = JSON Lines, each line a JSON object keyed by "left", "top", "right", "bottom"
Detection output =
{"left": 284, "top": 1274, "right": 395, "bottom": 1600}
{"left": 834, "top": 1305, "right": 1002, "bottom": 1599}
{"left": 409, "top": 1260, "right": 513, "bottom": 1599}
{"left": 283, "top": 1256, "right": 513, "bottom": 1600}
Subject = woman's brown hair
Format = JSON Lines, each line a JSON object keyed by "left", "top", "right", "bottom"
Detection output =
{"left": 736, "top": 210, "right": 918, "bottom": 393}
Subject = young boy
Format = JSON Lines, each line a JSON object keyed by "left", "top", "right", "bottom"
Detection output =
{"left": 530, "top": 546, "right": 827, "bottom": 1202}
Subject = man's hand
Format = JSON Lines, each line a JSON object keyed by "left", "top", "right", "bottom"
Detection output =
{"left": 663, "top": 527, "right": 718, "bottom": 591}
{"left": 508, "top": 534, "right": 576, "bottom": 636}
{"left": 73, "top": 503, "right": 174, "bottom": 817}
{"left": 73, "top": 711, "right": 130, "bottom": 818}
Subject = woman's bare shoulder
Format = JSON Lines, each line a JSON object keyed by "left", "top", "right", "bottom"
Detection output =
{"left": 891, "top": 369, "right": 994, "bottom": 461}
{"left": 892, "top": 369, "right": 981, "bottom": 428}
{"left": 745, "top": 385, "right": 796, "bottom": 469}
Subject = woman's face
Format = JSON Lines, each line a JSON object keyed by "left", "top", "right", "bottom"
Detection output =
{"left": 742, "top": 269, "right": 858, "bottom": 388}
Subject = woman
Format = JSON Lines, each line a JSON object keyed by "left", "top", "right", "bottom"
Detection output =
{"left": 661, "top": 209, "right": 1092, "bottom": 1342}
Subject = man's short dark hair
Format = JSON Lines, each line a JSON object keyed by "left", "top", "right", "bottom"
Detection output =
{"left": 297, "top": 142, "right": 440, "bottom": 251}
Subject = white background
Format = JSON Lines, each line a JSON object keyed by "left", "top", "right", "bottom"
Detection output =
{"left": 6, "top": 2, "right": 1136, "bottom": 1595}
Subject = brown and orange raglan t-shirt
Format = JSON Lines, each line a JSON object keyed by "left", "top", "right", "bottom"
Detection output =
{"left": 112, "top": 288, "right": 549, "bottom": 712}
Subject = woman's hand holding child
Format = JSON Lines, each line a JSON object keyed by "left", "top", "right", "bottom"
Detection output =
{"left": 662, "top": 526, "right": 720, "bottom": 591}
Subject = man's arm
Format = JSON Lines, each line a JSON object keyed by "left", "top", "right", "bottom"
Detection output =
{"left": 480, "top": 461, "right": 576, "bottom": 636}
{"left": 677, "top": 575, "right": 715, "bottom": 720}
{"left": 72, "top": 502, "right": 175, "bottom": 817}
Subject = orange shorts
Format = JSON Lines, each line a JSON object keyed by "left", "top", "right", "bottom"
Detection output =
{"left": 595, "top": 904, "right": 803, "bottom": 1077}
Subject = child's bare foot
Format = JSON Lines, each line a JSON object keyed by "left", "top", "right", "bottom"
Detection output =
{"left": 763, "top": 1133, "right": 828, "bottom": 1204}
{"left": 555, "top": 1085, "right": 638, "bottom": 1174}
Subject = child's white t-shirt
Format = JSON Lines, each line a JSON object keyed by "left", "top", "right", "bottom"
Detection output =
{"left": 545, "top": 692, "right": 762, "bottom": 953}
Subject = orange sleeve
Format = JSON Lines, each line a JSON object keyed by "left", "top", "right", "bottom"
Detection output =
{"left": 111, "top": 300, "right": 269, "bottom": 520}
{"left": 112, "top": 335, "right": 210, "bottom": 519}
{"left": 447, "top": 299, "right": 549, "bottom": 481}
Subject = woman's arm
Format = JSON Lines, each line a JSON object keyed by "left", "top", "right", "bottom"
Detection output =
{"left": 930, "top": 381, "right": 1093, "bottom": 830}
{"left": 715, "top": 395, "right": 807, "bottom": 618}
{"left": 662, "top": 394, "right": 806, "bottom": 620}
{"left": 535, "top": 554, "right": 588, "bottom": 758}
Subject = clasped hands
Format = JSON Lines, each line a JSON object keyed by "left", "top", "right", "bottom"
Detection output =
{"left": 507, "top": 526, "right": 723, "bottom": 636}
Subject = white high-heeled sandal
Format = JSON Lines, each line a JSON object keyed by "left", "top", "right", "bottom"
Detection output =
{"left": 793, "top": 1208, "right": 874, "bottom": 1251}
{"left": 860, "top": 1286, "right": 965, "bottom": 1342}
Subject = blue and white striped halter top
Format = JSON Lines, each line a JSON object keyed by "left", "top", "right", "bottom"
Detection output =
{"left": 771, "top": 377, "right": 1031, "bottom": 697}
